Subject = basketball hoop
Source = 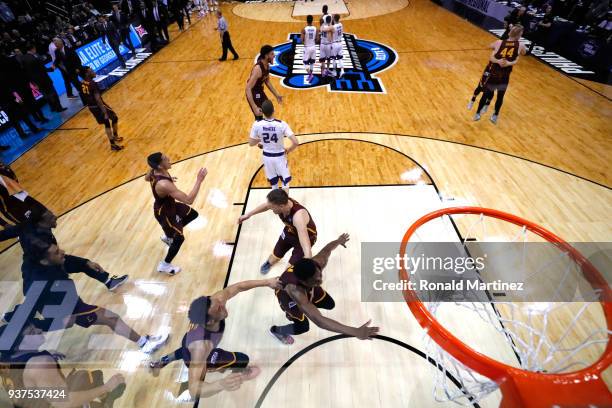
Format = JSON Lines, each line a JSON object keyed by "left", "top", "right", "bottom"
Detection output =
{"left": 399, "top": 207, "right": 612, "bottom": 407}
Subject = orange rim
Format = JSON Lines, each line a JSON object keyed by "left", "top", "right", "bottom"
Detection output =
{"left": 399, "top": 207, "right": 612, "bottom": 390}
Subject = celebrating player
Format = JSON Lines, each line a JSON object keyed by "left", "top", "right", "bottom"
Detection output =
{"left": 246, "top": 45, "right": 283, "bottom": 120}
{"left": 20, "top": 241, "right": 169, "bottom": 354}
{"left": 467, "top": 64, "right": 493, "bottom": 112}
{"left": 248, "top": 100, "right": 299, "bottom": 190}
{"left": 473, "top": 25, "right": 526, "bottom": 124}
{"left": 301, "top": 15, "right": 317, "bottom": 84}
{"left": 238, "top": 189, "right": 316, "bottom": 274}
{"left": 331, "top": 14, "right": 344, "bottom": 78}
{"left": 270, "top": 233, "right": 380, "bottom": 345}
{"left": 148, "top": 277, "right": 280, "bottom": 399}
{"left": 146, "top": 153, "right": 207, "bottom": 275}
{"left": 0, "top": 320, "right": 127, "bottom": 407}
{"left": 80, "top": 66, "right": 124, "bottom": 151}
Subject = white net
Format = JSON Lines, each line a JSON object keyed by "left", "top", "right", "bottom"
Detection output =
{"left": 407, "top": 211, "right": 611, "bottom": 406}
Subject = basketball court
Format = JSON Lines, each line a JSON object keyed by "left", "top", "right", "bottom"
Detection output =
{"left": 0, "top": 0, "right": 610, "bottom": 407}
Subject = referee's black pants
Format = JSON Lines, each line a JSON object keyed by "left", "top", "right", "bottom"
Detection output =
{"left": 220, "top": 31, "right": 239, "bottom": 60}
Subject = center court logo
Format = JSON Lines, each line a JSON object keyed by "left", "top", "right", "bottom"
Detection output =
{"left": 266, "top": 33, "right": 398, "bottom": 94}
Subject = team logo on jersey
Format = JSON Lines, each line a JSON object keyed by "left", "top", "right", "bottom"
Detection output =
{"left": 266, "top": 33, "right": 397, "bottom": 94}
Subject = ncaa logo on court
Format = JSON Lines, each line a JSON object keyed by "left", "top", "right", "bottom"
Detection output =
{"left": 267, "top": 33, "right": 398, "bottom": 94}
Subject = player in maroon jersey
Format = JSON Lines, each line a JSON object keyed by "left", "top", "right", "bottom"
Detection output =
{"left": 473, "top": 25, "right": 526, "bottom": 124}
{"left": 245, "top": 45, "right": 283, "bottom": 120}
{"left": 238, "top": 189, "right": 316, "bottom": 274}
{"left": 80, "top": 66, "right": 124, "bottom": 151}
{"left": 148, "top": 277, "right": 280, "bottom": 399}
{"left": 467, "top": 64, "right": 493, "bottom": 112}
{"left": 270, "top": 233, "right": 380, "bottom": 345}
{"left": 145, "top": 152, "right": 207, "bottom": 275}
{"left": 0, "top": 160, "right": 47, "bottom": 226}
{"left": 0, "top": 321, "right": 127, "bottom": 407}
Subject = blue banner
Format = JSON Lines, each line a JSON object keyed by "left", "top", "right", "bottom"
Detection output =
{"left": 45, "top": 25, "right": 143, "bottom": 95}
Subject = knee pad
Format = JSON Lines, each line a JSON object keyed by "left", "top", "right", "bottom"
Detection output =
{"left": 268, "top": 176, "right": 280, "bottom": 186}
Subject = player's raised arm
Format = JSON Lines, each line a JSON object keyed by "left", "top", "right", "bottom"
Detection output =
{"left": 312, "top": 233, "right": 350, "bottom": 270}
{"left": 158, "top": 168, "right": 207, "bottom": 205}
{"left": 286, "top": 285, "right": 379, "bottom": 339}
{"left": 188, "top": 341, "right": 243, "bottom": 398}
{"left": 214, "top": 277, "right": 280, "bottom": 304}
{"left": 246, "top": 65, "right": 263, "bottom": 114}
{"left": 237, "top": 201, "right": 271, "bottom": 223}
{"left": 292, "top": 209, "right": 313, "bottom": 258}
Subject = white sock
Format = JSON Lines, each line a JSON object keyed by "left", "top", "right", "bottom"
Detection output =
{"left": 137, "top": 336, "right": 148, "bottom": 347}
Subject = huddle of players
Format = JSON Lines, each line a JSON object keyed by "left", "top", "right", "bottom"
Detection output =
{"left": 302, "top": 6, "right": 345, "bottom": 83}
{"left": 467, "top": 25, "right": 527, "bottom": 124}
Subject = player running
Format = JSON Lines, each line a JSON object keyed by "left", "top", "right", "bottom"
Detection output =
{"left": 146, "top": 152, "right": 207, "bottom": 275}
{"left": 148, "top": 277, "right": 280, "bottom": 399}
{"left": 270, "top": 233, "right": 380, "bottom": 345}
{"left": 238, "top": 189, "right": 316, "bottom": 274}
{"left": 248, "top": 100, "right": 299, "bottom": 190}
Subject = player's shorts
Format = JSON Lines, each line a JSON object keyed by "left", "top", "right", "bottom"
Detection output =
{"left": 303, "top": 45, "right": 316, "bottom": 65}
{"left": 262, "top": 152, "right": 291, "bottom": 185}
{"left": 331, "top": 42, "right": 343, "bottom": 60}
{"left": 248, "top": 90, "right": 269, "bottom": 118}
{"left": 207, "top": 348, "right": 250, "bottom": 372}
{"left": 319, "top": 43, "right": 332, "bottom": 61}
{"left": 485, "top": 77, "right": 510, "bottom": 92}
{"left": 154, "top": 202, "right": 193, "bottom": 239}
{"left": 276, "top": 286, "right": 328, "bottom": 322}
{"left": 273, "top": 230, "right": 317, "bottom": 266}
{"left": 0, "top": 194, "right": 47, "bottom": 224}
{"left": 71, "top": 299, "right": 100, "bottom": 328}
{"left": 88, "top": 105, "right": 118, "bottom": 125}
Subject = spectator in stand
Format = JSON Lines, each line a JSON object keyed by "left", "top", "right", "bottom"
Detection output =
{"left": 64, "top": 26, "right": 83, "bottom": 48}
{"left": 97, "top": 14, "right": 126, "bottom": 68}
{"left": 52, "top": 38, "right": 83, "bottom": 101}
{"left": 110, "top": 4, "right": 136, "bottom": 59}
{"left": 21, "top": 44, "right": 66, "bottom": 112}
{"left": 528, "top": 4, "right": 555, "bottom": 54}
{"left": 151, "top": 0, "right": 169, "bottom": 43}
{"left": 502, "top": 6, "right": 529, "bottom": 40}
{"left": 4, "top": 50, "right": 48, "bottom": 124}
{"left": 0, "top": 71, "right": 42, "bottom": 140}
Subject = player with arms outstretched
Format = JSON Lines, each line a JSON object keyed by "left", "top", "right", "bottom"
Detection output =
{"left": 248, "top": 100, "right": 299, "bottom": 190}
{"left": 145, "top": 152, "right": 207, "bottom": 275}
{"left": 148, "top": 277, "right": 280, "bottom": 400}
{"left": 473, "top": 25, "right": 526, "bottom": 124}
{"left": 238, "top": 189, "right": 315, "bottom": 274}
{"left": 270, "top": 233, "right": 380, "bottom": 345}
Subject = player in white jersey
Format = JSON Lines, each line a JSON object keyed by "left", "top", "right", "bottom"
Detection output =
{"left": 249, "top": 100, "right": 299, "bottom": 190}
{"left": 301, "top": 15, "right": 317, "bottom": 84}
{"left": 319, "top": 14, "right": 333, "bottom": 77}
{"left": 331, "top": 14, "right": 344, "bottom": 78}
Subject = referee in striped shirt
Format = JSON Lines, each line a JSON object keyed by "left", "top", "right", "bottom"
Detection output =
{"left": 216, "top": 10, "right": 239, "bottom": 61}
